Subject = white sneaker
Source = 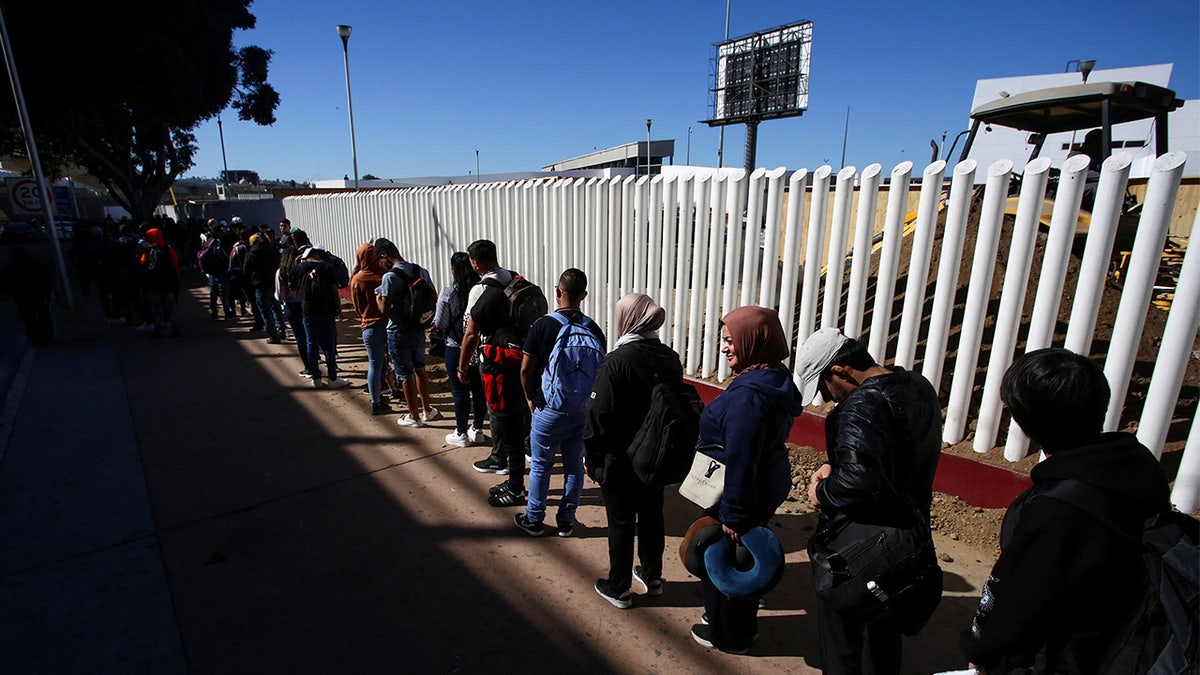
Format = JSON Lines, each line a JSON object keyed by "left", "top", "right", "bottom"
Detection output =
{"left": 445, "top": 431, "right": 469, "bottom": 447}
{"left": 423, "top": 407, "right": 441, "bottom": 422}
{"left": 397, "top": 414, "right": 425, "bottom": 428}
{"left": 327, "top": 377, "right": 351, "bottom": 389}
{"left": 467, "top": 426, "right": 488, "bottom": 444}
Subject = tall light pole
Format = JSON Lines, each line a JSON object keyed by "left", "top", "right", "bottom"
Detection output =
{"left": 645, "top": 118, "right": 652, "bottom": 176}
{"left": 717, "top": 0, "right": 730, "bottom": 168}
{"left": 217, "top": 116, "right": 230, "bottom": 199}
{"left": 0, "top": 5, "right": 71, "bottom": 305}
{"left": 336, "top": 24, "right": 359, "bottom": 191}
{"left": 686, "top": 126, "right": 692, "bottom": 165}
{"left": 475, "top": 148, "right": 480, "bottom": 183}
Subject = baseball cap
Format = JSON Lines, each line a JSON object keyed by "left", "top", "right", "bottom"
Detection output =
{"left": 795, "top": 327, "right": 854, "bottom": 405}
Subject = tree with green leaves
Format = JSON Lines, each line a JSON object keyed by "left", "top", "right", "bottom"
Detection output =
{"left": 0, "top": 0, "right": 279, "bottom": 221}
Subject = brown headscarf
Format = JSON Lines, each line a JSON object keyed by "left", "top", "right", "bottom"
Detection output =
{"left": 616, "top": 292, "right": 666, "bottom": 337}
{"left": 722, "top": 306, "right": 790, "bottom": 374}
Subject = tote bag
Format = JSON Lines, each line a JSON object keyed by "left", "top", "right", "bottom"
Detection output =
{"left": 678, "top": 444, "right": 725, "bottom": 509}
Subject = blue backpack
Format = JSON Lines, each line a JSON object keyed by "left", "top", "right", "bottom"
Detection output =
{"left": 541, "top": 312, "right": 605, "bottom": 412}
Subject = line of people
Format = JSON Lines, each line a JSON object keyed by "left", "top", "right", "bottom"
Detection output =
{"left": 238, "top": 231, "right": 1183, "bottom": 674}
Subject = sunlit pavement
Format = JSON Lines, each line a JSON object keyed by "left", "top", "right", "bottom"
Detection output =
{"left": 0, "top": 274, "right": 996, "bottom": 673}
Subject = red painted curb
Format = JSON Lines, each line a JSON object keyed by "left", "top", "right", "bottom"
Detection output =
{"left": 687, "top": 377, "right": 1031, "bottom": 509}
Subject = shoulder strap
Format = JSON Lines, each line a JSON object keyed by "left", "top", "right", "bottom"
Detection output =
{"left": 547, "top": 311, "right": 569, "bottom": 327}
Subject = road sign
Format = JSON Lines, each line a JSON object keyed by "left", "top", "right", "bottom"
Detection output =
{"left": 6, "top": 177, "right": 45, "bottom": 215}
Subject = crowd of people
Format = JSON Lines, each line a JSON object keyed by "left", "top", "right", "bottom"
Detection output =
{"left": 11, "top": 215, "right": 1182, "bottom": 673}
{"left": 258, "top": 232, "right": 1181, "bottom": 673}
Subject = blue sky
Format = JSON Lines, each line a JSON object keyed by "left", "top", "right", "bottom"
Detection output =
{"left": 184, "top": 0, "right": 1199, "bottom": 183}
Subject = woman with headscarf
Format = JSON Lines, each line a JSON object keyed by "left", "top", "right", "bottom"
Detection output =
{"left": 690, "top": 306, "right": 803, "bottom": 653}
{"left": 585, "top": 293, "right": 681, "bottom": 609}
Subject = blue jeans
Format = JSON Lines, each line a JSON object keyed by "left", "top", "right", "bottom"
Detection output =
{"left": 255, "top": 287, "right": 283, "bottom": 339}
{"left": 362, "top": 324, "right": 387, "bottom": 403}
{"left": 285, "top": 302, "right": 311, "bottom": 371}
{"left": 526, "top": 406, "right": 586, "bottom": 525}
{"left": 207, "top": 274, "right": 231, "bottom": 316}
{"left": 444, "top": 344, "right": 487, "bottom": 435}
{"left": 304, "top": 315, "right": 338, "bottom": 380}
{"left": 387, "top": 330, "right": 426, "bottom": 382}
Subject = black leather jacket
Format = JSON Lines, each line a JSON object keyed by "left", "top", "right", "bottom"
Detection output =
{"left": 814, "top": 367, "right": 941, "bottom": 522}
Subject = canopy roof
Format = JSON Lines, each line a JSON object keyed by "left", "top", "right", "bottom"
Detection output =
{"left": 970, "top": 81, "right": 1184, "bottom": 134}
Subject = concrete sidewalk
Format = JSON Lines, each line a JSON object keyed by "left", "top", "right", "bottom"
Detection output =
{"left": 0, "top": 278, "right": 995, "bottom": 673}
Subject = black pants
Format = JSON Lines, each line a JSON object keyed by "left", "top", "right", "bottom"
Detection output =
{"left": 599, "top": 477, "right": 664, "bottom": 593}
{"left": 815, "top": 592, "right": 903, "bottom": 675}
{"left": 489, "top": 404, "right": 529, "bottom": 492}
{"left": 701, "top": 575, "right": 759, "bottom": 650}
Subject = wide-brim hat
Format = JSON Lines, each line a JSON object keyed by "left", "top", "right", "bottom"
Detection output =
{"left": 703, "top": 526, "right": 785, "bottom": 599}
{"left": 679, "top": 516, "right": 723, "bottom": 579}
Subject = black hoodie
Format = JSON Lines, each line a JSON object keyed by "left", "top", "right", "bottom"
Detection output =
{"left": 960, "top": 432, "right": 1172, "bottom": 674}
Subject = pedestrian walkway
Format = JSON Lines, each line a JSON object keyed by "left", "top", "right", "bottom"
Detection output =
{"left": 0, "top": 277, "right": 996, "bottom": 673}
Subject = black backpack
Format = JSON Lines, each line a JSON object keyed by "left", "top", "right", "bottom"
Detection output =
{"left": 626, "top": 377, "right": 704, "bottom": 485}
{"left": 1042, "top": 480, "right": 1199, "bottom": 674}
{"left": 145, "top": 244, "right": 177, "bottom": 286}
{"left": 483, "top": 273, "right": 548, "bottom": 340}
{"left": 389, "top": 264, "right": 438, "bottom": 329}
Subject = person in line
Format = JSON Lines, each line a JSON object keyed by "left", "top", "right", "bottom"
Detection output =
{"left": 197, "top": 219, "right": 232, "bottom": 319}
{"left": 350, "top": 241, "right": 390, "bottom": 415}
{"left": 292, "top": 247, "right": 350, "bottom": 389}
{"left": 0, "top": 246, "right": 54, "bottom": 345}
{"left": 433, "top": 251, "right": 487, "bottom": 447}
{"left": 457, "top": 239, "right": 531, "bottom": 507}
{"left": 226, "top": 226, "right": 257, "bottom": 325}
{"left": 585, "top": 292, "right": 678, "bottom": 608}
{"left": 279, "top": 230, "right": 314, "bottom": 379}
{"left": 244, "top": 233, "right": 284, "bottom": 343}
{"left": 799, "top": 328, "right": 942, "bottom": 675}
{"left": 513, "top": 268, "right": 605, "bottom": 538}
{"left": 691, "top": 306, "right": 801, "bottom": 653}
{"left": 140, "top": 227, "right": 181, "bottom": 338}
{"left": 959, "top": 348, "right": 1172, "bottom": 674}
{"left": 376, "top": 240, "right": 440, "bottom": 428}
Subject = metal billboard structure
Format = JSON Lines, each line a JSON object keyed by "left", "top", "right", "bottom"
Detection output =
{"left": 704, "top": 20, "right": 812, "bottom": 173}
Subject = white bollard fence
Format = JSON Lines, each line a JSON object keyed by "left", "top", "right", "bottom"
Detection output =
{"left": 285, "top": 154, "right": 1196, "bottom": 508}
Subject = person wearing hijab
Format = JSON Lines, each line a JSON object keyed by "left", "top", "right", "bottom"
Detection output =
{"left": 585, "top": 293, "right": 682, "bottom": 609}
{"left": 690, "top": 306, "right": 802, "bottom": 653}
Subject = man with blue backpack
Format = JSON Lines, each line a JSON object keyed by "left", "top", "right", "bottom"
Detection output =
{"left": 513, "top": 268, "right": 606, "bottom": 538}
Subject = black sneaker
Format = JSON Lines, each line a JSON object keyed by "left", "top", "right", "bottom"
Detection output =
{"left": 514, "top": 513, "right": 544, "bottom": 537}
{"left": 690, "top": 623, "right": 753, "bottom": 654}
{"left": 633, "top": 565, "right": 663, "bottom": 596}
{"left": 555, "top": 520, "right": 574, "bottom": 538}
{"left": 487, "top": 484, "right": 525, "bottom": 508}
{"left": 594, "top": 579, "right": 632, "bottom": 609}
{"left": 371, "top": 402, "right": 389, "bottom": 416}
{"left": 473, "top": 455, "right": 510, "bottom": 475}
{"left": 489, "top": 479, "right": 511, "bottom": 496}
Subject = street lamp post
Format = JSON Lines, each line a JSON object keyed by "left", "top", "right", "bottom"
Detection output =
{"left": 645, "top": 118, "right": 652, "bottom": 176}
{"left": 475, "top": 149, "right": 480, "bottom": 183}
{"left": 217, "top": 116, "right": 230, "bottom": 199}
{"left": 336, "top": 24, "right": 359, "bottom": 191}
{"left": 687, "top": 126, "right": 692, "bottom": 165}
